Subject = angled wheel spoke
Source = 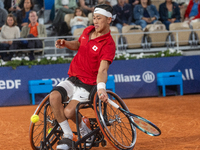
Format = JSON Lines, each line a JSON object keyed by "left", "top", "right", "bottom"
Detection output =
{"left": 30, "top": 96, "right": 60, "bottom": 150}
{"left": 95, "top": 91, "right": 136, "bottom": 149}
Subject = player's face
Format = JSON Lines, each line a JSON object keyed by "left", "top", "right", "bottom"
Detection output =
{"left": 93, "top": 13, "right": 111, "bottom": 33}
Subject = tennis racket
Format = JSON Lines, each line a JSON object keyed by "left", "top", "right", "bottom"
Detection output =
{"left": 107, "top": 98, "right": 161, "bottom": 136}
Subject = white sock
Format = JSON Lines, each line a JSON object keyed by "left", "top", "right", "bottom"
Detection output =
{"left": 59, "top": 120, "right": 73, "bottom": 140}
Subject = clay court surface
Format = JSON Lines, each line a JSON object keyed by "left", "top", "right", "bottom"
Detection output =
{"left": 0, "top": 94, "right": 200, "bottom": 150}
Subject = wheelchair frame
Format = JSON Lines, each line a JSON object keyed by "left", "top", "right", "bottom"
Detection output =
{"left": 29, "top": 90, "right": 137, "bottom": 150}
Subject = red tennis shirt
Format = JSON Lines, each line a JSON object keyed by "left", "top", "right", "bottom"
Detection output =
{"left": 68, "top": 25, "right": 116, "bottom": 85}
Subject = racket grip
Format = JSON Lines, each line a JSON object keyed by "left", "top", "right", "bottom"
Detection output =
{"left": 107, "top": 99, "right": 119, "bottom": 109}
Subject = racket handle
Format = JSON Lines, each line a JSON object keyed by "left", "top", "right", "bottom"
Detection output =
{"left": 107, "top": 99, "right": 119, "bottom": 109}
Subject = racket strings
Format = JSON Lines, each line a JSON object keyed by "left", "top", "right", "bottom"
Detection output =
{"left": 133, "top": 117, "right": 160, "bottom": 135}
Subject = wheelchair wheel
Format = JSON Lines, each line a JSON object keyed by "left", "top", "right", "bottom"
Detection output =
{"left": 94, "top": 90, "right": 137, "bottom": 150}
{"left": 29, "top": 95, "right": 62, "bottom": 150}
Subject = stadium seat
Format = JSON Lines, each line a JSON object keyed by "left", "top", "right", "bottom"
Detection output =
{"left": 122, "top": 25, "right": 144, "bottom": 49}
{"left": 169, "top": 22, "right": 192, "bottom": 46}
{"left": 151, "top": 0, "right": 165, "bottom": 11}
{"left": 73, "top": 28, "right": 85, "bottom": 40}
{"left": 110, "top": 26, "right": 120, "bottom": 47}
{"left": 145, "top": 23, "right": 169, "bottom": 47}
{"left": 64, "top": 13, "right": 74, "bottom": 29}
{"left": 192, "top": 22, "right": 200, "bottom": 44}
{"left": 180, "top": 5, "right": 187, "bottom": 22}
{"left": 88, "top": 12, "right": 93, "bottom": 25}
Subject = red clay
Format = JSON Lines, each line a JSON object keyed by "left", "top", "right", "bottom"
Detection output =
{"left": 0, "top": 94, "right": 200, "bottom": 150}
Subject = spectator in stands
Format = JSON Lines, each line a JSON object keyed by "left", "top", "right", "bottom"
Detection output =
{"left": 35, "top": 0, "right": 44, "bottom": 12}
{"left": 0, "top": 14, "right": 20, "bottom": 61}
{"left": 4, "top": 0, "right": 23, "bottom": 14}
{"left": 184, "top": 0, "right": 200, "bottom": 25}
{"left": 98, "top": 0, "right": 110, "bottom": 5}
{"left": 70, "top": 7, "right": 88, "bottom": 35}
{"left": 174, "top": 0, "right": 190, "bottom": 22}
{"left": 0, "top": 7, "right": 8, "bottom": 31}
{"left": 11, "top": 11, "right": 46, "bottom": 60}
{"left": 126, "top": 0, "right": 139, "bottom": 9}
{"left": 0, "top": 1, "right": 4, "bottom": 9}
{"left": 106, "top": 0, "right": 118, "bottom": 6}
{"left": 48, "top": 0, "right": 77, "bottom": 32}
{"left": 78, "top": 0, "right": 98, "bottom": 16}
{"left": 175, "top": 0, "right": 190, "bottom": 6}
{"left": 134, "top": 0, "right": 159, "bottom": 29}
{"left": 113, "top": 0, "right": 135, "bottom": 32}
{"left": 159, "top": 0, "right": 181, "bottom": 30}
{"left": 16, "top": 0, "right": 34, "bottom": 30}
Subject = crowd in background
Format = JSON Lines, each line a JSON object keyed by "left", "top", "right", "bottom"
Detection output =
{"left": 0, "top": 0, "right": 200, "bottom": 61}
{"left": 0, "top": 0, "right": 46, "bottom": 61}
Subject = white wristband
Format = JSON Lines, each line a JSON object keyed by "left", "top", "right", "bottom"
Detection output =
{"left": 97, "top": 82, "right": 106, "bottom": 90}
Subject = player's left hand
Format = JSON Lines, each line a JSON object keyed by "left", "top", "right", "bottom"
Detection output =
{"left": 98, "top": 89, "right": 108, "bottom": 103}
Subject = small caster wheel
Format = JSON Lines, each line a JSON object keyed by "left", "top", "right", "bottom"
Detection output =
{"left": 101, "top": 139, "right": 107, "bottom": 147}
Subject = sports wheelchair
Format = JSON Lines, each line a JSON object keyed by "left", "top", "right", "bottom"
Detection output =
{"left": 29, "top": 87, "right": 137, "bottom": 150}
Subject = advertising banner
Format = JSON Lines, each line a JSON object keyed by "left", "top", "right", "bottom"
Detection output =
{"left": 0, "top": 56, "right": 200, "bottom": 106}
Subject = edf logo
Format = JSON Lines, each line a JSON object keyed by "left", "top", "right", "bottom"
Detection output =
{"left": 142, "top": 71, "right": 155, "bottom": 83}
{"left": 0, "top": 80, "right": 21, "bottom": 90}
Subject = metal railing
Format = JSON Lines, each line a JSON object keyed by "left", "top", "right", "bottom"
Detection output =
{"left": 0, "top": 28, "right": 200, "bottom": 58}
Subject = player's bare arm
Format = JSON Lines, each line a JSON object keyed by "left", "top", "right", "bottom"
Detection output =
{"left": 97, "top": 60, "right": 110, "bottom": 103}
{"left": 55, "top": 39, "right": 80, "bottom": 50}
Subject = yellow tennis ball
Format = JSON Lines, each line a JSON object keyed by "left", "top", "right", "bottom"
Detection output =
{"left": 48, "top": 128, "right": 52, "bottom": 134}
{"left": 31, "top": 115, "right": 39, "bottom": 123}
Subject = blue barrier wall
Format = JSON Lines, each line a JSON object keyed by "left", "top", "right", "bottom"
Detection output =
{"left": 0, "top": 56, "right": 200, "bottom": 106}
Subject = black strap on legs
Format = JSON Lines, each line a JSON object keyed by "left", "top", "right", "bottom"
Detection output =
{"left": 51, "top": 86, "right": 68, "bottom": 103}
{"left": 67, "top": 76, "right": 95, "bottom": 93}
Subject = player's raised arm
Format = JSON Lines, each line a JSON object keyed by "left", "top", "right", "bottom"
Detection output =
{"left": 55, "top": 39, "right": 80, "bottom": 50}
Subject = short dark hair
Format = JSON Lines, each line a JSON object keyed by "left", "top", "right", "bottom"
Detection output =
{"left": 139, "top": 0, "right": 151, "bottom": 5}
{"left": 5, "top": 13, "right": 17, "bottom": 26}
{"left": 94, "top": 4, "right": 113, "bottom": 14}
{"left": 29, "top": 10, "right": 37, "bottom": 16}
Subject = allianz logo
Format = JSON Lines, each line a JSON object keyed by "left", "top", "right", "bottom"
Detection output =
{"left": 42, "top": 68, "right": 194, "bottom": 86}
{"left": 112, "top": 68, "right": 194, "bottom": 83}
{"left": 113, "top": 71, "right": 155, "bottom": 83}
